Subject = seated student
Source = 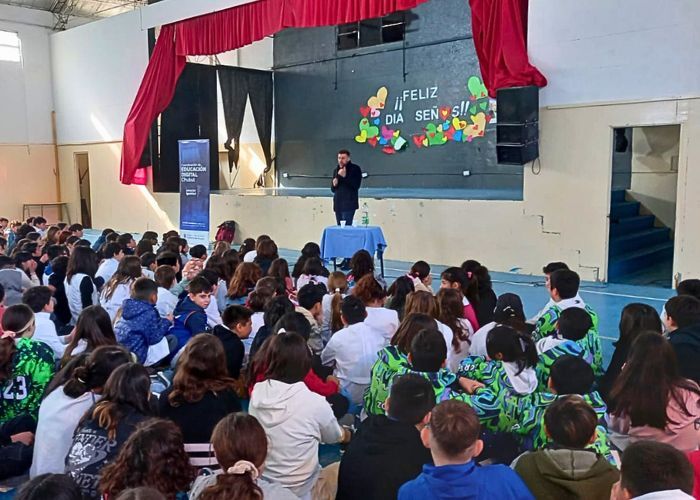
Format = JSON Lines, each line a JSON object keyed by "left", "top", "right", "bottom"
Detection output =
{"left": 664, "top": 295, "right": 700, "bottom": 384}
{"left": 169, "top": 276, "right": 212, "bottom": 351}
{"left": 198, "top": 269, "right": 223, "bottom": 328}
{"left": 347, "top": 249, "right": 382, "bottom": 288}
{"left": 437, "top": 288, "right": 474, "bottom": 371}
{"left": 22, "top": 286, "right": 65, "bottom": 359}
{"left": 100, "top": 419, "right": 195, "bottom": 500}
{"left": 407, "top": 260, "right": 433, "bottom": 293}
{"left": 0, "top": 305, "right": 55, "bottom": 423}
{"left": 204, "top": 255, "right": 233, "bottom": 313}
{"left": 460, "top": 325, "right": 538, "bottom": 397}
{"left": 114, "top": 278, "right": 174, "bottom": 365}
{"left": 65, "top": 363, "right": 152, "bottom": 500}
{"left": 608, "top": 332, "right": 700, "bottom": 452}
{"left": 14, "top": 474, "right": 82, "bottom": 500}
{"left": 612, "top": 441, "right": 695, "bottom": 500}
{"left": 599, "top": 303, "right": 662, "bottom": 403}
{"left": 354, "top": 274, "right": 399, "bottom": 342}
{"left": 226, "top": 262, "right": 261, "bottom": 306}
{"left": 95, "top": 242, "right": 124, "bottom": 283}
{"left": 189, "top": 244, "right": 208, "bottom": 263}
{"left": 31, "top": 346, "right": 130, "bottom": 477}
{"left": 268, "top": 257, "right": 295, "bottom": 297}
{"left": 471, "top": 293, "right": 532, "bottom": 357}
{"left": 462, "top": 260, "right": 498, "bottom": 327}
{"left": 47, "top": 255, "right": 71, "bottom": 328}
{"left": 249, "top": 332, "right": 351, "bottom": 498}
{"left": 399, "top": 400, "right": 533, "bottom": 500}
{"left": 116, "top": 233, "right": 137, "bottom": 255}
{"left": 154, "top": 265, "right": 178, "bottom": 318}
{"left": 61, "top": 305, "right": 117, "bottom": 363}
{"left": 439, "top": 267, "right": 480, "bottom": 332}
{"left": 189, "top": 413, "right": 297, "bottom": 500}
{"left": 296, "top": 257, "right": 329, "bottom": 290}
{"left": 248, "top": 295, "right": 295, "bottom": 360}
{"left": 529, "top": 261, "right": 578, "bottom": 322}
{"left": 68, "top": 223, "right": 84, "bottom": 238}
{"left": 100, "top": 256, "right": 142, "bottom": 321}
{"left": 296, "top": 282, "right": 327, "bottom": 354}
{"left": 535, "top": 307, "right": 593, "bottom": 388}
{"left": 91, "top": 227, "right": 115, "bottom": 252}
{"left": 320, "top": 271, "right": 348, "bottom": 341}
{"left": 212, "top": 304, "right": 253, "bottom": 379}
{"left": 321, "top": 295, "right": 386, "bottom": 405}
{"left": 337, "top": 374, "right": 434, "bottom": 500}
{"left": 244, "top": 284, "right": 274, "bottom": 353}
{"left": 0, "top": 255, "right": 35, "bottom": 306}
{"left": 404, "top": 291, "right": 454, "bottom": 350}
{"left": 158, "top": 334, "right": 241, "bottom": 443}
{"left": 253, "top": 238, "right": 278, "bottom": 276}
{"left": 139, "top": 252, "right": 157, "bottom": 280}
{"left": 512, "top": 395, "right": 619, "bottom": 499}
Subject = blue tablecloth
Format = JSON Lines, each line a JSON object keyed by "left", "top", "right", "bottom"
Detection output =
{"left": 320, "top": 226, "right": 387, "bottom": 259}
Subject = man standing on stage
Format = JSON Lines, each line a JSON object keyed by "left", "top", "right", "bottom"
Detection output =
{"left": 331, "top": 149, "right": 363, "bottom": 226}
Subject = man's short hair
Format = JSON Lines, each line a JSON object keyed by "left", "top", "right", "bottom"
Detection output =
{"left": 103, "top": 242, "right": 124, "bottom": 259}
{"left": 543, "top": 262, "right": 569, "bottom": 274}
{"left": 132, "top": 277, "right": 158, "bottom": 301}
{"left": 22, "top": 286, "right": 52, "bottom": 313}
{"left": 140, "top": 252, "right": 157, "bottom": 269}
{"left": 620, "top": 441, "right": 694, "bottom": 497}
{"left": 116, "top": 233, "right": 133, "bottom": 247}
{"left": 544, "top": 395, "right": 597, "bottom": 448}
{"left": 189, "top": 245, "right": 207, "bottom": 260}
{"left": 338, "top": 149, "right": 351, "bottom": 156}
{"left": 188, "top": 276, "right": 212, "bottom": 295}
{"left": 297, "top": 283, "right": 326, "bottom": 310}
{"left": 156, "top": 251, "right": 179, "bottom": 267}
{"left": 68, "top": 223, "right": 83, "bottom": 233}
{"left": 549, "top": 269, "right": 580, "bottom": 299}
{"left": 429, "top": 400, "right": 480, "bottom": 457}
{"left": 154, "top": 265, "right": 176, "bottom": 289}
{"left": 105, "top": 232, "right": 119, "bottom": 243}
{"left": 550, "top": 355, "right": 595, "bottom": 395}
{"left": 387, "top": 374, "right": 435, "bottom": 425}
{"left": 409, "top": 328, "right": 447, "bottom": 372}
{"left": 340, "top": 295, "right": 366, "bottom": 325}
{"left": 222, "top": 305, "right": 253, "bottom": 328}
{"left": 677, "top": 279, "right": 700, "bottom": 300}
{"left": 33, "top": 216, "right": 46, "bottom": 225}
{"left": 666, "top": 295, "right": 700, "bottom": 328}
{"left": 557, "top": 308, "right": 593, "bottom": 341}
{"left": 101, "top": 228, "right": 115, "bottom": 237}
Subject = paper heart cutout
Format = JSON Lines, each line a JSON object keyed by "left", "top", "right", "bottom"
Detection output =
{"left": 422, "top": 138, "right": 429, "bottom": 147}
{"left": 359, "top": 118, "right": 370, "bottom": 130}
{"left": 454, "top": 130, "right": 463, "bottom": 142}
{"left": 393, "top": 130, "right": 400, "bottom": 138}
{"left": 445, "top": 127, "right": 456, "bottom": 141}
{"left": 412, "top": 135, "right": 425, "bottom": 148}
{"left": 382, "top": 146, "right": 396, "bottom": 155}
{"left": 485, "top": 115, "right": 492, "bottom": 123}
{"left": 479, "top": 101, "right": 488, "bottom": 111}
{"left": 439, "top": 107, "right": 451, "bottom": 120}
{"left": 381, "top": 125, "right": 394, "bottom": 140}
{"left": 467, "top": 76, "right": 488, "bottom": 100}
{"left": 394, "top": 136, "right": 407, "bottom": 150}
{"left": 367, "top": 87, "right": 388, "bottom": 110}
{"left": 469, "top": 104, "right": 477, "bottom": 115}
{"left": 355, "top": 129, "right": 368, "bottom": 143}
{"left": 471, "top": 112, "right": 487, "bottom": 133}
{"left": 370, "top": 108, "right": 381, "bottom": 118}
{"left": 366, "top": 125, "right": 380, "bottom": 138}
{"left": 368, "top": 136, "right": 378, "bottom": 147}
{"left": 373, "top": 118, "right": 381, "bottom": 125}
{"left": 360, "top": 106, "right": 370, "bottom": 117}
{"left": 442, "top": 122, "right": 450, "bottom": 131}
{"left": 452, "top": 117, "right": 467, "bottom": 130}
{"left": 379, "top": 137, "right": 388, "bottom": 145}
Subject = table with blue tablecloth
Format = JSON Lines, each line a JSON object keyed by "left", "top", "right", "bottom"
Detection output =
{"left": 320, "top": 226, "right": 387, "bottom": 275}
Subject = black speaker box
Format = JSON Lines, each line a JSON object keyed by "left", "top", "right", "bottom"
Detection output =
{"left": 497, "top": 122, "right": 538, "bottom": 144}
{"left": 497, "top": 142, "right": 539, "bottom": 165}
{"left": 496, "top": 86, "right": 539, "bottom": 123}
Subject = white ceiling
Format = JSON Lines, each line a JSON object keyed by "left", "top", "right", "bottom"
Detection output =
{"left": 0, "top": 0, "right": 146, "bottom": 23}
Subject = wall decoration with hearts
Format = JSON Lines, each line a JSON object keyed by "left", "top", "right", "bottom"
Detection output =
{"left": 355, "top": 86, "right": 409, "bottom": 154}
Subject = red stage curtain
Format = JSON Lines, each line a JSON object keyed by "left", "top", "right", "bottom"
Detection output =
{"left": 469, "top": 0, "right": 546, "bottom": 97}
{"left": 120, "top": 0, "right": 430, "bottom": 184}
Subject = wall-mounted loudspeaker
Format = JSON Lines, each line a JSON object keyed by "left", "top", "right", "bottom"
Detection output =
{"left": 496, "top": 86, "right": 540, "bottom": 165}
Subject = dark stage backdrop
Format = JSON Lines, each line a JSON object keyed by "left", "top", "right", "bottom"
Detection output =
{"left": 273, "top": 0, "right": 523, "bottom": 194}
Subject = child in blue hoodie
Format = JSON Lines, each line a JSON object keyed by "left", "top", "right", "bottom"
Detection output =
{"left": 169, "top": 276, "right": 212, "bottom": 351}
{"left": 114, "top": 277, "right": 173, "bottom": 364}
{"left": 398, "top": 399, "right": 533, "bottom": 500}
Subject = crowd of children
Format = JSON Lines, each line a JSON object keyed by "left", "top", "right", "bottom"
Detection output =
{"left": 0, "top": 216, "right": 699, "bottom": 499}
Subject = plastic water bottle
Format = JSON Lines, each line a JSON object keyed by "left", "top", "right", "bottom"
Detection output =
{"left": 361, "top": 203, "right": 370, "bottom": 227}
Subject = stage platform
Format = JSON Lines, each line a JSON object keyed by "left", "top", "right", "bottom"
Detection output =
{"left": 213, "top": 187, "right": 524, "bottom": 201}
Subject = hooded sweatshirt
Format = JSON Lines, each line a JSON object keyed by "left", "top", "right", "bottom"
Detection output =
{"left": 669, "top": 323, "right": 700, "bottom": 385}
{"left": 459, "top": 355, "right": 537, "bottom": 397}
{"left": 512, "top": 448, "right": 619, "bottom": 500}
{"left": 169, "top": 296, "right": 209, "bottom": 351}
{"left": 114, "top": 298, "right": 171, "bottom": 364}
{"left": 249, "top": 379, "right": 344, "bottom": 497}
{"left": 398, "top": 461, "right": 533, "bottom": 500}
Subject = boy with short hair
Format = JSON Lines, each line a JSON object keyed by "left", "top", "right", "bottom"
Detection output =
{"left": 338, "top": 374, "right": 435, "bottom": 500}
{"left": 664, "top": 294, "right": 700, "bottom": 384}
{"left": 399, "top": 400, "right": 533, "bottom": 499}
{"left": 212, "top": 304, "right": 253, "bottom": 378}
{"left": 321, "top": 295, "right": 386, "bottom": 405}
{"left": 296, "top": 283, "right": 327, "bottom": 354}
{"left": 189, "top": 244, "right": 208, "bottom": 261}
{"left": 95, "top": 242, "right": 124, "bottom": 283}
{"left": 114, "top": 277, "right": 173, "bottom": 365}
{"left": 116, "top": 233, "right": 137, "bottom": 254}
{"left": 140, "top": 252, "right": 157, "bottom": 279}
{"left": 21, "top": 286, "right": 65, "bottom": 359}
{"left": 169, "top": 276, "right": 212, "bottom": 351}
{"left": 530, "top": 262, "right": 577, "bottom": 322}
{"left": 67, "top": 223, "right": 83, "bottom": 238}
{"left": 513, "top": 395, "right": 619, "bottom": 499}
{"left": 611, "top": 441, "right": 694, "bottom": 500}
{"left": 33, "top": 217, "right": 47, "bottom": 236}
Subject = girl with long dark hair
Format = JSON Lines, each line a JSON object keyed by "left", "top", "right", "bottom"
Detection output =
{"left": 440, "top": 267, "right": 480, "bottom": 332}
{"left": 437, "top": 288, "right": 474, "bottom": 371}
{"left": 61, "top": 305, "right": 117, "bottom": 364}
{"left": 100, "top": 255, "right": 142, "bottom": 321}
{"left": 64, "top": 246, "right": 101, "bottom": 324}
{"left": 386, "top": 276, "right": 415, "bottom": 321}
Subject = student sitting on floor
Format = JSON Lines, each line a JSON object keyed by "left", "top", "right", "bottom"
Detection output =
{"left": 663, "top": 295, "right": 700, "bottom": 385}
{"left": 114, "top": 278, "right": 174, "bottom": 365}
{"left": 212, "top": 304, "right": 253, "bottom": 379}
{"left": 611, "top": 441, "right": 695, "bottom": 500}
{"left": 530, "top": 261, "right": 578, "bottom": 323}
{"left": 22, "top": 286, "right": 65, "bottom": 359}
{"left": 296, "top": 283, "right": 327, "bottom": 355}
{"left": 154, "top": 265, "right": 178, "bottom": 319}
{"left": 436, "top": 288, "right": 474, "bottom": 371}
{"left": 169, "top": 276, "right": 212, "bottom": 352}
{"left": 512, "top": 395, "right": 619, "bottom": 499}
{"left": 398, "top": 399, "right": 533, "bottom": 500}
{"left": 99, "top": 256, "right": 142, "bottom": 321}
{"left": 354, "top": 274, "right": 399, "bottom": 342}
{"left": 337, "top": 374, "right": 434, "bottom": 500}
{"left": 439, "top": 267, "right": 480, "bottom": 332}
{"left": 95, "top": 242, "right": 124, "bottom": 283}
{"left": 470, "top": 293, "right": 533, "bottom": 358}
{"left": 321, "top": 295, "right": 386, "bottom": 406}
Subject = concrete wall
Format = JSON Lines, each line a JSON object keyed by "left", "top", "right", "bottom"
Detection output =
{"left": 629, "top": 126, "right": 679, "bottom": 230}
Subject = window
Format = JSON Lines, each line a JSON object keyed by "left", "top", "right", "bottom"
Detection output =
{"left": 337, "top": 11, "right": 405, "bottom": 51}
{"left": 0, "top": 30, "right": 21, "bottom": 63}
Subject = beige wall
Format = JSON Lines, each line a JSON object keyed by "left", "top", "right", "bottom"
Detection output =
{"left": 630, "top": 125, "right": 680, "bottom": 230}
{"left": 55, "top": 97, "right": 700, "bottom": 283}
{"left": 0, "top": 144, "right": 59, "bottom": 221}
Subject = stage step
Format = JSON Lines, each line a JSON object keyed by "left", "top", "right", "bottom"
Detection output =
{"left": 611, "top": 190, "right": 626, "bottom": 203}
{"left": 609, "top": 227, "right": 671, "bottom": 257}
{"left": 610, "top": 201, "right": 641, "bottom": 221}
{"left": 609, "top": 215, "right": 656, "bottom": 237}
{"left": 608, "top": 241, "right": 674, "bottom": 280}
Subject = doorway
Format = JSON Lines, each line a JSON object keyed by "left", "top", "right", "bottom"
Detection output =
{"left": 75, "top": 152, "right": 92, "bottom": 228}
{"left": 608, "top": 125, "right": 680, "bottom": 287}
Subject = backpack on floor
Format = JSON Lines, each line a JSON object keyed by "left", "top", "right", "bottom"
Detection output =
{"left": 215, "top": 220, "right": 236, "bottom": 243}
